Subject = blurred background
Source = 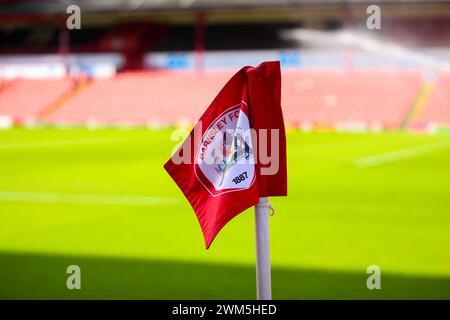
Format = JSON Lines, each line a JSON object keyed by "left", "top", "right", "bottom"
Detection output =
{"left": 0, "top": 0, "right": 449, "bottom": 129}
{"left": 0, "top": 0, "right": 449, "bottom": 299}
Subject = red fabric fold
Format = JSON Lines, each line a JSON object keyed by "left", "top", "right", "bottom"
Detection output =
{"left": 164, "top": 61, "right": 287, "bottom": 248}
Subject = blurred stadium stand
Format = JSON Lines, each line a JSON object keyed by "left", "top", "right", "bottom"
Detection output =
{"left": 282, "top": 69, "right": 422, "bottom": 130}
{"left": 411, "top": 73, "right": 450, "bottom": 129}
{"left": 44, "top": 71, "right": 233, "bottom": 126}
{"left": 0, "top": 0, "right": 449, "bottom": 130}
{"left": 0, "top": 69, "right": 423, "bottom": 129}
{"left": 0, "top": 78, "right": 74, "bottom": 124}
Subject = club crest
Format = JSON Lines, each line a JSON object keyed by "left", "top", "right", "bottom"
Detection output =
{"left": 195, "top": 104, "right": 255, "bottom": 196}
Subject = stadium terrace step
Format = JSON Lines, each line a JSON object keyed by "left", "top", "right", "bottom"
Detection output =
{"left": 402, "top": 83, "right": 434, "bottom": 129}
{"left": 0, "top": 78, "right": 74, "bottom": 125}
{"left": 38, "top": 78, "right": 91, "bottom": 120}
{"left": 410, "top": 73, "right": 450, "bottom": 129}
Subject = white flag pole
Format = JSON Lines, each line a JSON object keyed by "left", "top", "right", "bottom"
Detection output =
{"left": 254, "top": 197, "right": 272, "bottom": 300}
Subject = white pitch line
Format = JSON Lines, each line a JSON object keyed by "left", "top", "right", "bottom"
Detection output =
{"left": 0, "top": 191, "right": 177, "bottom": 207}
{"left": 0, "top": 138, "right": 127, "bottom": 150}
{"left": 354, "top": 140, "right": 450, "bottom": 168}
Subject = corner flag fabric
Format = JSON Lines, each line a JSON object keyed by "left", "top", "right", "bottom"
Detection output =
{"left": 164, "top": 61, "right": 287, "bottom": 248}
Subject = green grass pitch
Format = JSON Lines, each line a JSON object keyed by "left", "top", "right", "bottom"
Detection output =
{"left": 0, "top": 128, "right": 449, "bottom": 299}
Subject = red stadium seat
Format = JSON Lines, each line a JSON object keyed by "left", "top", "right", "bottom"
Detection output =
{"left": 45, "top": 71, "right": 233, "bottom": 125}
{"left": 0, "top": 78, "right": 74, "bottom": 124}
{"left": 282, "top": 69, "right": 422, "bottom": 130}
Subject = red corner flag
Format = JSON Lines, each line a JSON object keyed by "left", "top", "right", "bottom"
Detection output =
{"left": 164, "top": 61, "right": 287, "bottom": 248}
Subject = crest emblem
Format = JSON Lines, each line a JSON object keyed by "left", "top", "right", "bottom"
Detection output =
{"left": 195, "top": 104, "right": 255, "bottom": 196}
